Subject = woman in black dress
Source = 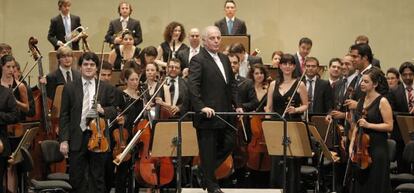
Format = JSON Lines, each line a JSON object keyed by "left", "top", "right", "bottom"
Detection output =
{"left": 348, "top": 68, "right": 392, "bottom": 193}
{"left": 108, "top": 30, "right": 141, "bottom": 70}
{"left": 265, "top": 54, "right": 308, "bottom": 193}
{"left": 155, "top": 22, "right": 189, "bottom": 69}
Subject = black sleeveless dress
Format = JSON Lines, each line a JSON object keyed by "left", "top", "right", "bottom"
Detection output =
{"left": 113, "top": 45, "right": 141, "bottom": 70}
{"left": 272, "top": 79, "right": 302, "bottom": 120}
{"left": 160, "top": 41, "right": 188, "bottom": 62}
{"left": 353, "top": 96, "right": 391, "bottom": 193}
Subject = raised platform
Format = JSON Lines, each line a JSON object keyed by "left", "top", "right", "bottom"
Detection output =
{"left": 181, "top": 188, "right": 282, "bottom": 193}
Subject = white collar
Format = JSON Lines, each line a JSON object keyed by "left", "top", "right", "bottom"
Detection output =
{"left": 306, "top": 76, "right": 317, "bottom": 82}
{"left": 120, "top": 16, "right": 129, "bottom": 22}
{"left": 360, "top": 64, "right": 373, "bottom": 75}
{"left": 60, "top": 13, "right": 70, "bottom": 19}
{"left": 226, "top": 17, "right": 235, "bottom": 22}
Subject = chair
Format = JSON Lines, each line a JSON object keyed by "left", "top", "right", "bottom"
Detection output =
{"left": 40, "top": 140, "right": 69, "bottom": 182}
{"left": 394, "top": 141, "right": 414, "bottom": 192}
{"left": 18, "top": 147, "right": 72, "bottom": 192}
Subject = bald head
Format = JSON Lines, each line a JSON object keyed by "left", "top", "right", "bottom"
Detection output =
{"left": 188, "top": 28, "right": 201, "bottom": 48}
{"left": 202, "top": 26, "right": 221, "bottom": 53}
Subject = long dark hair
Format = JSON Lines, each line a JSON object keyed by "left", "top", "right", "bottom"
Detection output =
{"left": 275, "top": 53, "right": 296, "bottom": 87}
{"left": 364, "top": 68, "right": 389, "bottom": 95}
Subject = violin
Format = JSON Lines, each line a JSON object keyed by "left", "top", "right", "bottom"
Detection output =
{"left": 112, "top": 118, "right": 131, "bottom": 161}
{"left": 350, "top": 109, "right": 372, "bottom": 169}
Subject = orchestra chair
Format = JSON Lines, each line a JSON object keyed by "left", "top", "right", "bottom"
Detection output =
{"left": 18, "top": 147, "right": 72, "bottom": 192}
{"left": 393, "top": 141, "right": 414, "bottom": 192}
{"left": 388, "top": 139, "right": 398, "bottom": 174}
{"left": 40, "top": 140, "right": 69, "bottom": 182}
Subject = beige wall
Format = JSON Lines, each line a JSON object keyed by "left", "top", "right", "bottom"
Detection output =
{"left": 1, "top": 0, "right": 414, "bottom": 84}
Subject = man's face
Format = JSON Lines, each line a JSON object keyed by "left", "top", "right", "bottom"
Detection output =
{"left": 100, "top": 69, "right": 112, "bottom": 82}
{"left": 329, "top": 61, "right": 342, "bottom": 80}
{"left": 203, "top": 28, "right": 221, "bottom": 53}
{"left": 229, "top": 55, "right": 240, "bottom": 74}
{"left": 188, "top": 29, "right": 201, "bottom": 48}
{"left": 224, "top": 2, "right": 236, "bottom": 18}
{"left": 305, "top": 60, "right": 318, "bottom": 78}
{"left": 119, "top": 3, "right": 131, "bottom": 18}
{"left": 349, "top": 49, "right": 364, "bottom": 71}
{"left": 59, "top": 2, "right": 71, "bottom": 15}
{"left": 298, "top": 43, "right": 312, "bottom": 58}
{"left": 342, "top": 55, "right": 354, "bottom": 76}
{"left": 80, "top": 59, "right": 97, "bottom": 79}
{"left": 167, "top": 61, "right": 181, "bottom": 78}
{"left": 58, "top": 54, "right": 73, "bottom": 68}
{"left": 401, "top": 68, "right": 414, "bottom": 86}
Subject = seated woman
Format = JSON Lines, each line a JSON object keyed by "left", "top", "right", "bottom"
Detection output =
{"left": 108, "top": 30, "right": 141, "bottom": 70}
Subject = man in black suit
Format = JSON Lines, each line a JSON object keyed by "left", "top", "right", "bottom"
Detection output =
{"left": 176, "top": 27, "right": 202, "bottom": 75}
{"left": 389, "top": 62, "right": 414, "bottom": 173}
{"left": 228, "top": 43, "right": 263, "bottom": 78}
{"left": 47, "top": 0, "right": 82, "bottom": 50}
{"left": 105, "top": 1, "right": 143, "bottom": 47}
{"left": 304, "top": 57, "right": 332, "bottom": 114}
{"left": 355, "top": 35, "right": 381, "bottom": 69}
{"left": 45, "top": 46, "right": 81, "bottom": 100}
{"left": 214, "top": 0, "right": 247, "bottom": 35}
{"left": 327, "top": 58, "right": 343, "bottom": 87}
{"left": 293, "top": 37, "right": 312, "bottom": 77}
{"left": 59, "top": 52, "right": 117, "bottom": 193}
{"left": 188, "top": 26, "right": 243, "bottom": 193}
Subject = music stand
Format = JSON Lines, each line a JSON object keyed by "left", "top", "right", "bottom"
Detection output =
{"left": 262, "top": 121, "right": 312, "bottom": 157}
{"left": 151, "top": 121, "right": 198, "bottom": 157}
{"left": 307, "top": 124, "right": 339, "bottom": 163}
{"left": 396, "top": 115, "right": 414, "bottom": 144}
{"left": 9, "top": 127, "right": 39, "bottom": 164}
{"left": 310, "top": 115, "right": 333, "bottom": 148}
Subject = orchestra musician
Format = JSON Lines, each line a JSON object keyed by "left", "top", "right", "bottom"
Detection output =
{"left": 176, "top": 27, "right": 202, "bottom": 76}
{"left": 265, "top": 53, "right": 308, "bottom": 193}
{"left": 45, "top": 46, "right": 81, "bottom": 100}
{"left": 0, "top": 43, "right": 12, "bottom": 58}
{"left": 143, "top": 63, "right": 163, "bottom": 120}
{"left": 0, "top": 71, "right": 19, "bottom": 193}
{"left": 155, "top": 58, "right": 190, "bottom": 119}
{"left": 108, "top": 30, "right": 141, "bottom": 70}
{"left": 188, "top": 26, "right": 243, "bottom": 193}
{"left": 105, "top": 1, "right": 143, "bottom": 47}
{"left": 47, "top": 0, "right": 82, "bottom": 50}
{"left": 214, "top": 0, "right": 247, "bottom": 35}
{"left": 228, "top": 43, "right": 263, "bottom": 78}
{"left": 327, "top": 58, "right": 343, "bottom": 87}
{"left": 59, "top": 52, "right": 117, "bottom": 193}
{"left": 155, "top": 22, "right": 189, "bottom": 68}
{"left": 348, "top": 68, "right": 392, "bottom": 193}
{"left": 293, "top": 37, "right": 312, "bottom": 77}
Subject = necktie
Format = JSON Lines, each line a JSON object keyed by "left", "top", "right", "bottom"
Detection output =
{"left": 63, "top": 16, "right": 71, "bottom": 41}
{"left": 227, "top": 20, "right": 233, "bottom": 35}
{"left": 407, "top": 86, "right": 413, "bottom": 110}
{"left": 169, "top": 79, "right": 175, "bottom": 105}
{"left": 354, "top": 73, "right": 363, "bottom": 90}
{"left": 66, "top": 71, "right": 72, "bottom": 83}
{"left": 301, "top": 57, "right": 306, "bottom": 72}
{"left": 308, "top": 79, "right": 314, "bottom": 113}
{"left": 121, "top": 19, "right": 127, "bottom": 30}
{"left": 81, "top": 81, "right": 91, "bottom": 131}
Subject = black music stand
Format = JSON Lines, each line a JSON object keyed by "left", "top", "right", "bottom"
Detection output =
{"left": 151, "top": 121, "right": 199, "bottom": 191}
{"left": 396, "top": 115, "right": 414, "bottom": 144}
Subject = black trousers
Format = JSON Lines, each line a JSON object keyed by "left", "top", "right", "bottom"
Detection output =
{"left": 196, "top": 127, "right": 235, "bottom": 191}
{"left": 69, "top": 131, "right": 106, "bottom": 193}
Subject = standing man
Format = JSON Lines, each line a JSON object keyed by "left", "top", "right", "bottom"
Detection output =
{"left": 354, "top": 35, "right": 381, "bottom": 68}
{"left": 105, "top": 1, "right": 143, "bottom": 47}
{"left": 59, "top": 52, "right": 117, "bottom": 193}
{"left": 327, "top": 58, "right": 343, "bottom": 87}
{"left": 47, "top": 0, "right": 82, "bottom": 50}
{"left": 304, "top": 57, "right": 332, "bottom": 114}
{"left": 188, "top": 26, "right": 243, "bottom": 193}
{"left": 214, "top": 0, "right": 247, "bottom": 35}
{"left": 45, "top": 46, "right": 81, "bottom": 100}
{"left": 293, "top": 37, "right": 312, "bottom": 77}
{"left": 177, "top": 28, "right": 202, "bottom": 72}
{"left": 228, "top": 43, "right": 263, "bottom": 78}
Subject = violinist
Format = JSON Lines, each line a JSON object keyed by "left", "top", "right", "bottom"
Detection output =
{"left": 0, "top": 55, "right": 29, "bottom": 118}
{"left": 112, "top": 68, "right": 143, "bottom": 193}
{"left": 59, "top": 52, "right": 117, "bottom": 193}
{"left": 348, "top": 68, "right": 392, "bottom": 193}
{"left": 265, "top": 53, "right": 308, "bottom": 193}
{"left": 155, "top": 58, "right": 190, "bottom": 119}
{"left": 0, "top": 74, "right": 19, "bottom": 193}
{"left": 143, "top": 63, "right": 163, "bottom": 120}
{"left": 45, "top": 46, "right": 81, "bottom": 100}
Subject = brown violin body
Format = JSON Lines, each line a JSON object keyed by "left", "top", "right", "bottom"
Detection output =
{"left": 134, "top": 119, "right": 174, "bottom": 187}
{"left": 112, "top": 126, "right": 131, "bottom": 161}
{"left": 7, "top": 124, "right": 25, "bottom": 138}
{"left": 247, "top": 115, "right": 271, "bottom": 171}
{"left": 350, "top": 125, "right": 372, "bottom": 170}
{"left": 192, "top": 155, "right": 234, "bottom": 180}
{"left": 88, "top": 117, "right": 109, "bottom": 153}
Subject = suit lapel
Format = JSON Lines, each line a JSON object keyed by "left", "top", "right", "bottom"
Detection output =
{"left": 115, "top": 20, "right": 122, "bottom": 31}
{"left": 202, "top": 48, "right": 227, "bottom": 83}
{"left": 75, "top": 79, "right": 83, "bottom": 107}
{"left": 400, "top": 85, "right": 409, "bottom": 111}
{"left": 70, "top": 14, "right": 75, "bottom": 30}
